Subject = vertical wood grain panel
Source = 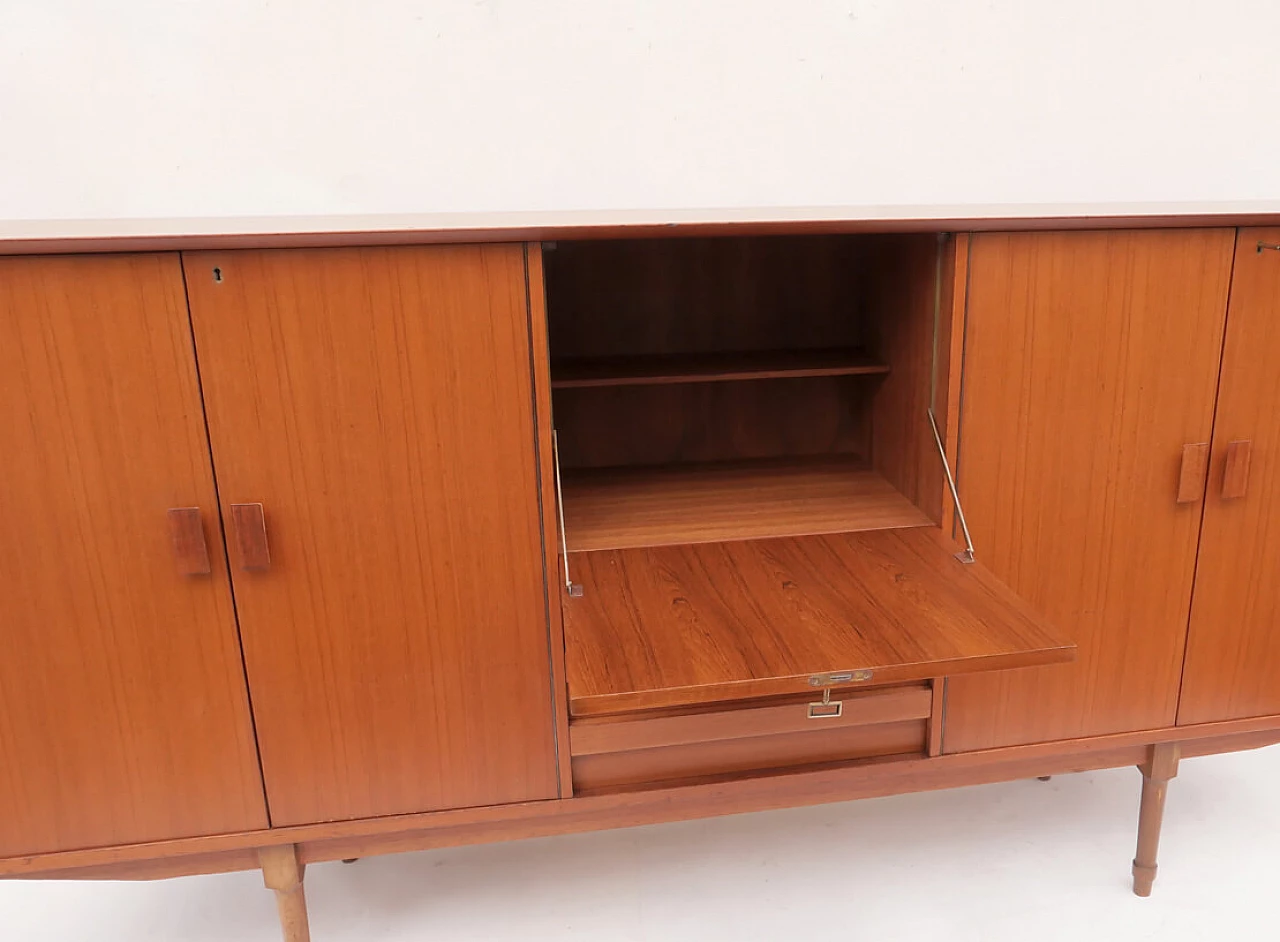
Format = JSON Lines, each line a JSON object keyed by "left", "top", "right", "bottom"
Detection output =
{"left": 937, "top": 233, "right": 970, "bottom": 539}
{"left": 183, "top": 245, "right": 559, "bottom": 826}
{"left": 527, "top": 243, "right": 575, "bottom": 797}
{"left": 0, "top": 254, "right": 267, "bottom": 857}
{"left": 1179, "top": 229, "right": 1280, "bottom": 723}
{"left": 866, "top": 234, "right": 946, "bottom": 522}
{"left": 944, "top": 230, "right": 1234, "bottom": 751}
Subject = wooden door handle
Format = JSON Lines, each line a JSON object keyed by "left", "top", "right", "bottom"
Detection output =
{"left": 1176, "top": 443, "right": 1210, "bottom": 504}
{"left": 167, "top": 507, "right": 212, "bottom": 575}
{"left": 230, "top": 502, "right": 271, "bottom": 571}
{"left": 1222, "top": 441, "right": 1253, "bottom": 499}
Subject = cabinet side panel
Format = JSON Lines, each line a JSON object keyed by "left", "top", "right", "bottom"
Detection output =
{"left": 867, "top": 234, "right": 946, "bottom": 522}
{"left": 0, "top": 254, "right": 268, "bottom": 856}
{"left": 944, "top": 230, "right": 1233, "bottom": 751}
{"left": 527, "top": 243, "right": 574, "bottom": 796}
{"left": 1179, "top": 228, "right": 1280, "bottom": 723}
{"left": 184, "top": 245, "right": 560, "bottom": 825}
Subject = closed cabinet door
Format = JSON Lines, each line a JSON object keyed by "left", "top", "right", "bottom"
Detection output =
{"left": 1179, "top": 229, "right": 1280, "bottom": 724}
{"left": 944, "top": 230, "right": 1234, "bottom": 751}
{"left": 183, "top": 245, "right": 560, "bottom": 826}
{"left": 0, "top": 255, "right": 268, "bottom": 857}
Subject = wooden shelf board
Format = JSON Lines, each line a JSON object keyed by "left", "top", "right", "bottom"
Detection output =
{"left": 550, "top": 348, "right": 888, "bottom": 389}
{"left": 562, "top": 457, "right": 932, "bottom": 553}
{"left": 563, "top": 528, "right": 1075, "bottom": 717}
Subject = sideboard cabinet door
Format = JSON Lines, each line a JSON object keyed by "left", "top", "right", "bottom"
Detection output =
{"left": 0, "top": 255, "right": 268, "bottom": 857}
{"left": 183, "top": 245, "right": 560, "bottom": 826}
{"left": 1179, "top": 228, "right": 1280, "bottom": 724}
{"left": 944, "top": 230, "right": 1234, "bottom": 751}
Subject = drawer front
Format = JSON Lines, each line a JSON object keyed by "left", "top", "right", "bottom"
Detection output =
{"left": 570, "top": 684, "right": 931, "bottom": 792}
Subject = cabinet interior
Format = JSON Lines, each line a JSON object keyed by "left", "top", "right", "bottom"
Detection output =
{"left": 545, "top": 233, "right": 1073, "bottom": 723}
{"left": 545, "top": 232, "right": 945, "bottom": 552}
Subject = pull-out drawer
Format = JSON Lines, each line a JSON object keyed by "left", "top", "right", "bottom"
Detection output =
{"left": 569, "top": 683, "right": 933, "bottom": 792}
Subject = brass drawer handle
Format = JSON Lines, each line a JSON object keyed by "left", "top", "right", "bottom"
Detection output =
{"left": 808, "top": 688, "right": 844, "bottom": 719}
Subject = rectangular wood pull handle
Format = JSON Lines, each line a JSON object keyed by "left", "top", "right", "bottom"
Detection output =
{"left": 1222, "top": 440, "right": 1253, "bottom": 499}
{"left": 230, "top": 502, "right": 271, "bottom": 571}
{"left": 1176, "top": 443, "right": 1210, "bottom": 503}
{"left": 167, "top": 508, "right": 212, "bottom": 575}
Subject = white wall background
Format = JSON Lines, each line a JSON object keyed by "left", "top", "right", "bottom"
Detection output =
{"left": 2, "top": 0, "right": 1280, "bottom": 235}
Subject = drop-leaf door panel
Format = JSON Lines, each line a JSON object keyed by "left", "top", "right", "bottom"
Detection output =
{"left": 1179, "top": 228, "right": 1280, "bottom": 724}
{"left": 0, "top": 254, "right": 268, "bottom": 857}
{"left": 944, "top": 230, "right": 1235, "bottom": 751}
{"left": 183, "top": 245, "right": 560, "bottom": 827}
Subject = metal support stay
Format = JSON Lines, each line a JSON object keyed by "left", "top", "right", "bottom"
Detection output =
{"left": 551, "top": 430, "right": 583, "bottom": 597}
{"left": 927, "top": 407, "right": 976, "bottom": 565}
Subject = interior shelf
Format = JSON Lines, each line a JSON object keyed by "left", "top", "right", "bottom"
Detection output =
{"left": 561, "top": 456, "right": 932, "bottom": 553}
{"left": 550, "top": 348, "right": 888, "bottom": 389}
{"left": 562, "top": 528, "right": 1075, "bottom": 717}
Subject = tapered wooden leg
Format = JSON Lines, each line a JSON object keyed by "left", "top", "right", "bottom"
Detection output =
{"left": 259, "top": 844, "right": 311, "bottom": 942}
{"left": 1132, "top": 743, "right": 1180, "bottom": 897}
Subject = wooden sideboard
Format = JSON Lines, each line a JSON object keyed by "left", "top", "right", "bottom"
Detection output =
{"left": 3, "top": 222, "right": 1279, "bottom": 940}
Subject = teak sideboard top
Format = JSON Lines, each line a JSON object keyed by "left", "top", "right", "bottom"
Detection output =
{"left": 2, "top": 219, "right": 1279, "bottom": 941}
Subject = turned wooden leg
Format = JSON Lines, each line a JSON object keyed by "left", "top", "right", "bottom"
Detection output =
{"left": 259, "top": 844, "right": 311, "bottom": 942}
{"left": 1132, "top": 743, "right": 1180, "bottom": 897}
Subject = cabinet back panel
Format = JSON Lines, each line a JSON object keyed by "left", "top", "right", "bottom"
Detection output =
{"left": 553, "top": 376, "right": 873, "bottom": 469}
{"left": 544, "top": 236, "right": 868, "bottom": 359}
{"left": 0, "top": 254, "right": 268, "bottom": 856}
{"left": 944, "top": 229, "right": 1234, "bottom": 751}
{"left": 183, "top": 245, "right": 560, "bottom": 826}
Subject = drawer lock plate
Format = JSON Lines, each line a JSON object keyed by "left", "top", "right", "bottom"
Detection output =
{"left": 808, "top": 670, "right": 873, "bottom": 687}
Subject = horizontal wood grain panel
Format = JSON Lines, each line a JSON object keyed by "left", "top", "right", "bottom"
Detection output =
{"left": 570, "top": 684, "right": 933, "bottom": 756}
{"left": 562, "top": 457, "right": 931, "bottom": 552}
{"left": 563, "top": 528, "right": 1073, "bottom": 716}
{"left": 551, "top": 348, "right": 887, "bottom": 388}
{"left": 7, "top": 212, "right": 1280, "bottom": 257}
{"left": 552, "top": 375, "right": 872, "bottom": 470}
{"left": 572, "top": 720, "right": 926, "bottom": 793}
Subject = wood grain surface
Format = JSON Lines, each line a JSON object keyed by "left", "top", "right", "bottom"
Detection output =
{"left": 944, "top": 229, "right": 1235, "bottom": 751}
{"left": 0, "top": 254, "right": 267, "bottom": 857}
{"left": 563, "top": 528, "right": 1072, "bottom": 716}
{"left": 1176, "top": 443, "right": 1211, "bottom": 504}
{"left": 543, "top": 236, "right": 869, "bottom": 359}
{"left": 1179, "top": 229, "right": 1280, "bottom": 723}
{"left": 550, "top": 348, "right": 887, "bottom": 388}
{"left": 183, "top": 244, "right": 560, "bottom": 826}
{"left": 571, "top": 721, "right": 926, "bottom": 793}
{"left": 527, "top": 244, "right": 576, "bottom": 797}
{"left": 546, "top": 235, "right": 878, "bottom": 471}
{"left": 551, "top": 375, "right": 874, "bottom": 470}
{"left": 561, "top": 456, "right": 931, "bottom": 552}
{"left": 865, "top": 234, "right": 948, "bottom": 522}
{"left": 569, "top": 684, "right": 933, "bottom": 755}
